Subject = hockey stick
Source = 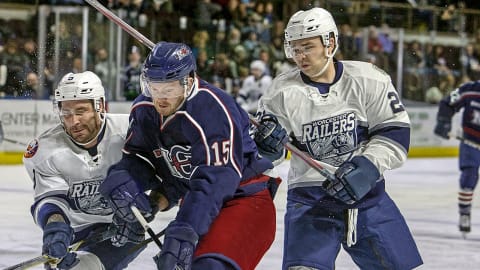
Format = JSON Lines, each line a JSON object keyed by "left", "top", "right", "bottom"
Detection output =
{"left": 131, "top": 205, "right": 163, "bottom": 249}
{"left": 4, "top": 223, "right": 166, "bottom": 270}
{"left": 456, "top": 135, "right": 480, "bottom": 150}
{"left": 0, "top": 121, "right": 27, "bottom": 146}
{"left": 84, "top": 0, "right": 154, "bottom": 50}
{"left": 249, "top": 115, "right": 336, "bottom": 181}
{"left": 3, "top": 228, "right": 115, "bottom": 270}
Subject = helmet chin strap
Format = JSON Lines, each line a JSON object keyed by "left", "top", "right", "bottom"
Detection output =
{"left": 310, "top": 55, "right": 332, "bottom": 79}
{"left": 309, "top": 45, "right": 337, "bottom": 79}
{"left": 174, "top": 77, "right": 195, "bottom": 112}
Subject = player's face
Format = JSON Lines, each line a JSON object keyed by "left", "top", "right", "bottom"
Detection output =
{"left": 60, "top": 100, "right": 102, "bottom": 144}
{"left": 290, "top": 36, "right": 332, "bottom": 80}
{"left": 150, "top": 81, "right": 185, "bottom": 116}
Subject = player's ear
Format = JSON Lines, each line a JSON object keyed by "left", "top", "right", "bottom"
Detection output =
{"left": 187, "top": 76, "right": 194, "bottom": 88}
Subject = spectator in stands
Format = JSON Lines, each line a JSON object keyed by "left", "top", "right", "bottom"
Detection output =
{"left": 226, "top": 27, "right": 242, "bottom": 55}
{"left": 71, "top": 57, "right": 83, "bottom": 74}
{"left": 432, "top": 45, "right": 457, "bottom": 95}
{"left": 122, "top": 46, "right": 143, "bottom": 101}
{"left": 268, "top": 35, "right": 285, "bottom": 67}
{"left": 195, "top": 49, "right": 211, "bottom": 80}
{"left": 94, "top": 48, "right": 115, "bottom": 92}
{"left": 23, "top": 39, "right": 38, "bottom": 74}
{"left": 224, "top": 0, "right": 248, "bottom": 30}
{"left": 403, "top": 41, "right": 425, "bottom": 100}
{"left": 192, "top": 30, "right": 213, "bottom": 59}
{"left": 0, "top": 39, "right": 28, "bottom": 96}
{"left": 258, "top": 49, "right": 272, "bottom": 76}
{"left": 194, "top": 0, "right": 222, "bottom": 31}
{"left": 232, "top": 43, "right": 250, "bottom": 72}
{"left": 338, "top": 23, "right": 357, "bottom": 60}
{"left": 378, "top": 23, "right": 395, "bottom": 73}
{"left": 440, "top": 4, "right": 460, "bottom": 32}
{"left": 208, "top": 52, "right": 238, "bottom": 91}
{"left": 242, "top": 31, "right": 261, "bottom": 60}
{"left": 18, "top": 71, "right": 38, "bottom": 99}
{"left": 460, "top": 43, "right": 480, "bottom": 80}
{"left": 367, "top": 26, "right": 388, "bottom": 71}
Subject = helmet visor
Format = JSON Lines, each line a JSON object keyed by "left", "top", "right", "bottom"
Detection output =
{"left": 145, "top": 80, "right": 185, "bottom": 99}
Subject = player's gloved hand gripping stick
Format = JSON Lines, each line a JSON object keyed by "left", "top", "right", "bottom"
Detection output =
{"left": 252, "top": 114, "right": 379, "bottom": 205}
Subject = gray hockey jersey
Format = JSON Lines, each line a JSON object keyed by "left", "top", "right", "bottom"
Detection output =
{"left": 258, "top": 61, "right": 410, "bottom": 190}
{"left": 23, "top": 113, "right": 129, "bottom": 232}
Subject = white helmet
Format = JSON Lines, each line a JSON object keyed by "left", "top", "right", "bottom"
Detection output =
{"left": 284, "top": 7, "right": 339, "bottom": 59}
{"left": 54, "top": 71, "right": 105, "bottom": 112}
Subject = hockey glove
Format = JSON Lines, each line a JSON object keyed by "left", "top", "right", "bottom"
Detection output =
{"left": 323, "top": 156, "right": 380, "bottom": 204}
{"left": 110, "top": 215, "right": 145, "bottom": 247}
{"left": 99, "top": 170, "right": 152, "bottom": 223}
{"left": 42, "top": 222, "right": 79, "bottom": 267}
{"left": 254, "top": 114, "right": 288, "bottom": 162}
{"left": 433, "top": 118, "right": 451, "bottom": 139}
{"left": 153, "top": 221, "right": 199, "bottom": 270}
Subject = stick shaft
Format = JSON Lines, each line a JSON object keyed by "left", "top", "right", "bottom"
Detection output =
{"left": 84, "top": 0, "right": 155, "bottom": 49}
{"left": 3, "top": 255, "right": 51, "bottom": 270}
{"left": 249, "top": 115, "right": 335, "bottom": 181}
{"left": 130, "top": 205, "right": 163, "bottom": 249}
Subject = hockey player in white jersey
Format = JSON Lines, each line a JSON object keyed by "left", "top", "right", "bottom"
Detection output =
{"left": 236, "top": 60, "right": 272, "bottom": 114}
{"left": 23, "top": 71, "right": 145, "bottom": 269}
{"left": 254, "top": 7, "right": 423, "bottom": 270}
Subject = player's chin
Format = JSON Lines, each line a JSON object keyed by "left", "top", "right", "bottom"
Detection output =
{"left": 154, "top": 104, "right": 173, "bottom": 116}
{"left": 69, "top": 130, "right": 89, "bottom": 142}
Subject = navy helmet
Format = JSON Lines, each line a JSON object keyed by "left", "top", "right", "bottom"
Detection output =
{"left": 143, "top": 42, "right": 197, "bottom": 82}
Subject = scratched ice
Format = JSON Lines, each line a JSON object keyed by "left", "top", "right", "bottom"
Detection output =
{"left": 1, "top": 158, "right": 479, "bottom": 269}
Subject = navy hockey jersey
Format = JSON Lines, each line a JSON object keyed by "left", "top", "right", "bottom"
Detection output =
{"left": 120, "top": 77, "right": 273, "bottom": 235}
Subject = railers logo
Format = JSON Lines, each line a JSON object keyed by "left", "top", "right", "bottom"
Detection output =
{"left": 302, "top": 112, "right": 357, "bottom": 166}
{"left": 70, "top": 179, "right": 112, "bottom": 215}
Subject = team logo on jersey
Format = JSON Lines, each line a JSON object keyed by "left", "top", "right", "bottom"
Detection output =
{"left": 70, "top": 179, "right": 112, "bottom": 215}
{"left": 161, "top": 145, "right": 192, "bottom": 179}
{"left": 302, "top": 112, "right": 357, "bottom": 166}
{"left": 24, "top": 139, "right": 39, "bottom": 158}
{"left": 471, "top": 110, "right": 480, "bottom": 126}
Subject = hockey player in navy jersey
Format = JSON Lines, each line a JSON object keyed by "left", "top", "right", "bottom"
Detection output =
{"left": 253, "top": 7, "right": 423, "bottom": 270}
{"left": 434, "top": 80, "right": 480, "bottom": 235}
{"left": 23, "top": 71, "right": 146, "bottom": 269}
{"left": 99, "top": 41, "right": 280, "bottom": 270}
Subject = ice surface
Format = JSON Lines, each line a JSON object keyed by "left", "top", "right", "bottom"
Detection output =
{"left": 0, "top": 158, "right": 479, "bottom": 269}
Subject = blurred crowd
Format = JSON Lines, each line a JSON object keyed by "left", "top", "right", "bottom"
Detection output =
{"left": 0, "top": 0, "right": 480, "bottom": 106}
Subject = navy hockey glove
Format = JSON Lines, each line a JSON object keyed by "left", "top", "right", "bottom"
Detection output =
{"left": 323, "top": 156, "right": 380, "bottom": 204}
{"left": 254, "top": 114, "right": 288, "bottom": 162}
{"left": 434, "top": 118, "right": 451, "bottom": 139}
{"left": 42, "top": 222, "right": 79, "bottom": 267}
{"left": 153, "top": 221, "right": 199, "bottom": 270}
{"left": 99, "top": 170, "right": 152, "bottom": 223}
{"left": 110, "top": 215, "right": 145, "bottom": 247}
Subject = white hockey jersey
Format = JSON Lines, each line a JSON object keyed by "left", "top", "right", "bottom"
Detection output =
{"left": 23, "top": 113, "right": 129, "bottom": 232}
{"left": 258, "top": 61, "right": 410, "bottom": 190}
{"left": 236, "top": 74, "right": 273, "bottom": 114}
